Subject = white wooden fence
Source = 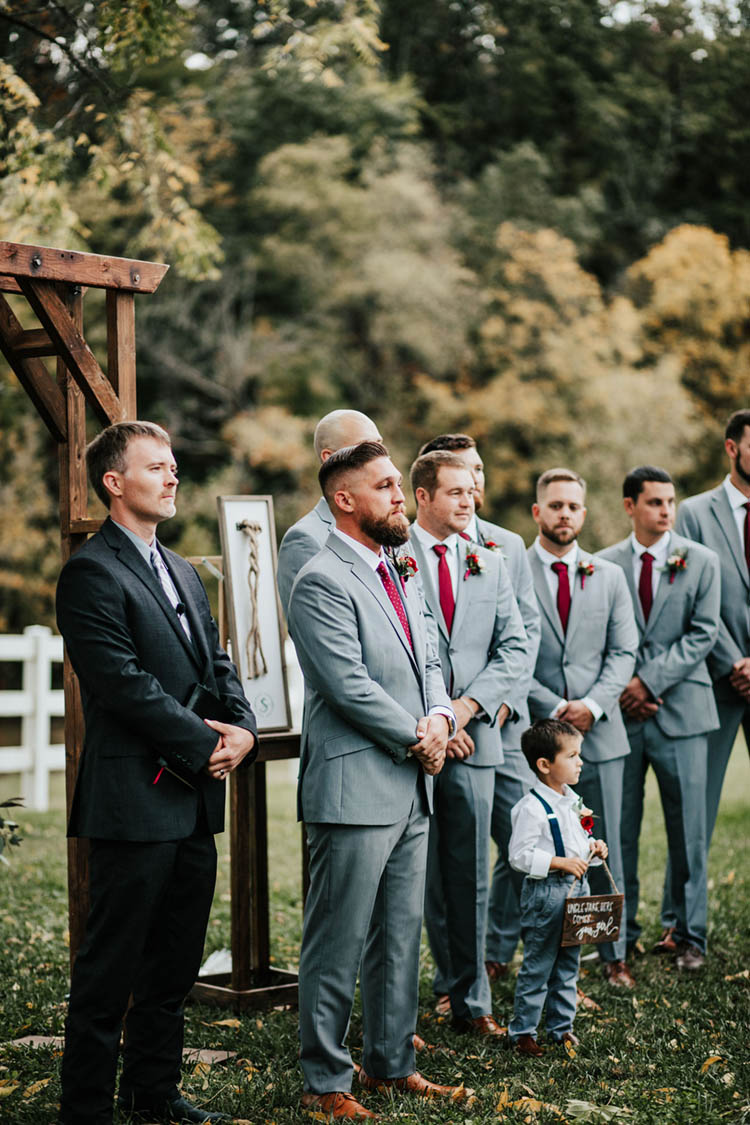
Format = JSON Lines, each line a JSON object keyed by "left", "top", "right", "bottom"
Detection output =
{"left": 0, "top": 626, "right": 65, "bottom": 812}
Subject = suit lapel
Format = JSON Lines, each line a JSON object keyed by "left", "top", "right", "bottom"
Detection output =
{"left": 564, "top": 553, "right": 589, "bottom": 646}
{"left": 163, "top": 548, "right": 211, "bottom": 672}
{"left": 614, "top": 539, "right": 646, "bottom": 632}
{"left": 452, "top": 539, "right": 473, "bottom": 637}
{"left": 710, "top": 487, "right": 749, "bottom": 591}
{"left": 102, "top": 521, "right": 203, "bottom": 671}
{"left": 644, "top": 533, "right": 684, "bottom": 635}
{"left": 529, "top": 549, "right": 565, "bottom": 645}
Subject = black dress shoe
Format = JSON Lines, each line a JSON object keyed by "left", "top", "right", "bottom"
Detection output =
{"left": 119, "top": 1095, "right": 232, "bottom": 1123}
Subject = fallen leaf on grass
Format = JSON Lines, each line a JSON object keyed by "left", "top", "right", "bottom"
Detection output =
{"left": 700, "top": 1056, "right": 723, "bottom": 1074}
{"left": 23, "top": 1078, "right": 51, "bottom": 1098}
{"left": 722, "top": 1073, "right": 735, "bottom": 1085}
{"left": 496, "top": 1094, "right": 565, "bottom": 1120}
{"left": 208, "top": 1018, "right": 241, "bottom": 1029}
{"left": 565, "top": 1099, "right": 632, "bottom": 1121}
{"left": 0, "top": 1081, "right": 20, "bottom": 1097}
{"left": 563, "top": 1038, "right": 577, "bottom": 1059}
{"left": 723, "top": 969, "right": 749, "bottom": 982}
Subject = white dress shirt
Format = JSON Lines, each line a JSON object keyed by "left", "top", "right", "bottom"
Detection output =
{"left": 508, "top": 780, "right": 602, "bottom": 880}
{"left": 723, "top": 475, "right": 750, "bottom": 552}
{"left": 410, "top": 523, "right": 461, "bottom": 598}
{"left": 630, "top": 530, "right": 670, "bottom": 601}
{"left": 532, "top": 538, "right": 602, "bottom": 723}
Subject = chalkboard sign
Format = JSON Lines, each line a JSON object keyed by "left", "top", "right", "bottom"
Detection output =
{"left": 561, "top": 891, "right": 623, "bottom": 947}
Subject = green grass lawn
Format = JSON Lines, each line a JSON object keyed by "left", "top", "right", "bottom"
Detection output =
{"left": 1, "top": 749, "right": 748, "bottom": 1124}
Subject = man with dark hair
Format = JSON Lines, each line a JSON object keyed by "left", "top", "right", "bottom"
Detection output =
{"left": 57, "top": 421, "right": 257, "bottom": 1125}
{"left": 663, "top": 410, "right": 750, "bottom": 950}
{"left": 527, "top": 467, "right": 638, "bottom": 988}
{"left": 287, "top": 442, "right": 469, "bottom": 1119}
{"left": 599, "top": 467, "right": 720, "bottom": 972}
{"left": 276, "top": 409, "right": 382, "bottom": 616}
{"left": 408, "top": 451, "right": 527, "bottom": 1038}
{"left": 418, "top": 433, "right": 541, "bottom": 987}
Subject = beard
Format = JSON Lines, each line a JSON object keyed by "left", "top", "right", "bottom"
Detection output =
{"left": 736, "top": 452, "right": 750, "bottom": 486}
{"left": 541, "top": 524, "right": 579, "bottom": 547}
{"left": 473, "top": 489, "right": 484, "bottom": 512}
{"left": 359, "top": 510, "right": 410, "bottom": 547}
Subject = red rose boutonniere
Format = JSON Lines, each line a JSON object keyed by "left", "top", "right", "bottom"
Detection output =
{"left": 464, "top": 547, "right": 486, "bottom": 579}
{"left": 577, "top": 559, "right": 595, "bottom": 589}
{"left": 575, "top": 796, "right": 595, "bottom": 836}
{"left": 392, "top": 553, "right": 418, "bottom": 582}
{"left": 664, "top": 549, "right": 688, "bottom": 584}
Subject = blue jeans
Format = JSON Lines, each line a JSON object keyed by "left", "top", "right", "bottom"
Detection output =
{"left": 509, "top": 873, "right": 589, "bottom": 1041}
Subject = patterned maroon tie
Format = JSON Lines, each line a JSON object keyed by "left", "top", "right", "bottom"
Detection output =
{"left": 639, "top": 550, "right": 654, "bottom": 621}
{"left": 432, "top": 544, "right": 455, "bottom": 634}
{"left": 376, "top": 562, "right": 414, "bottom": 651}
{"left": 551, "top": 561, "right": 571, "bottom": 634}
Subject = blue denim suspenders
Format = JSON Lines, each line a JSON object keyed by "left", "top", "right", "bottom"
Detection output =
{"left": 531, "top": 789, "right": 565, "bottom": 858}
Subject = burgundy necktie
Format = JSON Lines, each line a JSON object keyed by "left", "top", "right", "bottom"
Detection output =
{"left": 639, "top": 550, "right": 654, "bottom": 621}
{"left": 551, "top": 561, "right": 571, "bottom": 634}
{"left": 744, "top": 502, "right": 750, "bottom": 576}
{"left": 376, "top": 562, "right": 413, "bottom": 651}
{"left": 433, "top": 544, "right": 455, "bottom": 634}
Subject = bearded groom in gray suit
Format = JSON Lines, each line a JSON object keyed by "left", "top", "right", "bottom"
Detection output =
{"left": 409, "top": 452, "right": 528, "bottom": 1037}
{"left": 528, "top": 468, "right": 638, "bottom": 988}
{"left": 416, "top": 434, "right": 541, "bottom": 985}
{"left": 287, "top": 442, "right": 471, "bottom": 1120}
{"left": 598, "top": 467, "right": 720, "bottom": 973}
{"left": 276, "top": 409, "right": 381, "bottom": 617}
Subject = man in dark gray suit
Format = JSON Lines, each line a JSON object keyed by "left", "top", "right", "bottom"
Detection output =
{"left": 410, "top": 451, "right": 527, "bottom": 1037}
{"left": 276, "top": 409, "right": 381, "bottom": 616}
{"left": 56, "top": 422, "right": 257, "bottom": 1125}
{"left": 599, "top": 466, "right": 720, "bottom": 973}
{"left": 288, "top": 442, "right": 471, "bottom": 1120}
{"left": 528, "top": 468, "right": 638, "bottom": 988}
{"left": 416, "top": 433, "right": 541, "bottom": 985}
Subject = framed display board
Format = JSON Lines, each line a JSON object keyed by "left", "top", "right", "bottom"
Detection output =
{"left": 217, "top": 495, "right": 292, "bottom": 733}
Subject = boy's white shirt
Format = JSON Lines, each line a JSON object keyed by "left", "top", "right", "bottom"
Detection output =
{"left": 509, "top": 780, "right": 603, "bottom": 880}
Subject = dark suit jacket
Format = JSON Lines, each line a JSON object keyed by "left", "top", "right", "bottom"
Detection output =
{"left": 56, "top": 518, "right": 257, "bottom": 841}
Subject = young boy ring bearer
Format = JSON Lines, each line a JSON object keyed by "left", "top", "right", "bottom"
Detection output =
{"left": 508, "top": 719, "right": 608, "bottom": 1058}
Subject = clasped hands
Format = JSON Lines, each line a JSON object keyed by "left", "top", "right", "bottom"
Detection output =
{"left": 203, "top": 719, "right": 257, "bottom": 780}
{"left": 551, "top": 838, "right": 608, "bottom": 879}
{"left": 619, "top": 676, "right": 662, "bottom": 721}
{"left": 729, "top": 656, "right": 750, "bottom": 701}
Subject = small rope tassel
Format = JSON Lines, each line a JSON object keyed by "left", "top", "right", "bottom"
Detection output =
{"left": 236, "top": 519, "right": 268, "bottom": 679}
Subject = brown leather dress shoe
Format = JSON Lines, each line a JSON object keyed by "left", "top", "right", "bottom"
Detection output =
{"left": 676, "top": 942, "right": 705, "bottom": 972}
{"left": 451, "top": 1013, "right": 507, "bottom": 1038}
{"left": 412, "top": 1033, "right": 434, "bottom": 1051}
{"left": 358, "top": 1069, "right": 474, "bottom": 1100}
{"left": 301, "top": 1091, "right": 378, "bottom": 1119}
{"left": 513, "top": 1034, "right": 544, "bottom": 1058}
{"left": 434, "top": 993, "right": 451, "bottom": 1015}
{"left": 652, "top": 926, "right": 678, "bottom": 954}
{"left": 602, "top": 960, "right": 636, "bottom": 988}
{"left": 576, "top": 986, "right": 602, "bottom": 1012}
{"left": 485, "top": 960, "right": 510, "bottom": 982}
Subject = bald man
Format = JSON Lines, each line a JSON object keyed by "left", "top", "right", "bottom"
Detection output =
{"left": 276, "top": 410, "right": 382, "bottom": 616}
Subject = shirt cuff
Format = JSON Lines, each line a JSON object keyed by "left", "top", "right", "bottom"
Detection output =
{"left": 429, "top": 705, "right": 457, "bottom": 737}
{"left": 549, "top": 698, "right": 567, "bottom": 718}
{"left": 529, "top": 848, "right": 552, "bottom": 879}
{"left": 580, "top": 695, "right": 603, "bottom": 723}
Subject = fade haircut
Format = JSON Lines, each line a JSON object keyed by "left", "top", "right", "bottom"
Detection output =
{"left": 623, "top": 465, "right": 673, "bottom": 501}
{"left": 536, "top": 467, "right": 587, "bottom": 502}
{"left": 410, "top": 451, "right": 472, "bottom": 500}
{"left": 418, "top": 433, "right": 476, "bottom": 456}
{"left": 318, "top": 440, "right": 390, "bottom": 505}
{"left": 87, "top": 421, "right": 171, "bottom": 508}
{"left": 521, "top": 718, "right": 581, "bottom": 776}
{"left": 725, "top": 410, "right": 750, "bottom": 444}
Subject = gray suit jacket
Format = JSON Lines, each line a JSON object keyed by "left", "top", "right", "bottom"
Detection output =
{"left": 528, "top": 547, "right": 638, "bottom": 763}
{"left": 476, "top": 516, "right": 541, "bottom": 751}
{"left": 287, "top": 532, "right": 451, "bottom": 825}
{"left": 409, "top": 529, "right": 528, "bottom": 767}
{"left": 277, "top": 497, "right": 334, "bottom": 618}
{"left": 597, "top": 534, "right": 721, "bottom": 738}
{"left": 675, "top": 484, "right": 750, "bottom": 688}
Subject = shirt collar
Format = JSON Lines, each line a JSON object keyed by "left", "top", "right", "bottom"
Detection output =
{"left": 630, "top": 529, "right": 671, "bottom": 565}
{"left": 112, "top": 519, "right": 155, "bottom": 565}
{"left": 411, "top": 522, "right": 461, "bottom": 554}
{"left": 533, "top": 780, "right": 579, "bottom": 809}
{"left": 332, "top": 527, "right": 384, "bottom": 571}
{"left": 534, "top": 538, "right": 578, "bottom": 569}
{"left": 723, "top": 474, "right": 750, "bottom": 513}
{"left": 464, "top": 514, "right": 480, "bottom": 542}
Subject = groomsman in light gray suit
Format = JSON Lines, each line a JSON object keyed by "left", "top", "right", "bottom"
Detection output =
{"left": 599, "top": 467, "right": 720, "bottom": 973}
{"left": 277, "top": 409, "right": 382, "bottom": 617}
{"left": 528, "top": 468, "right": 638, "bottom": 987}
{"left": 409, "top": 451, "right": 528, "bottom": 1037}
{"left": 674, "top": 410, "right": 750, "bottom": 862}
{"left": 287, "top": 442, "right": 471, "bottom": 1120}
{"left": 417, "top": 433, "right": 541, "bottom": 984}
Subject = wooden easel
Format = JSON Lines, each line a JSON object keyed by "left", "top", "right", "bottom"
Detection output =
{"left": 0, "top": 240, "right": 301, "bottom": 1010}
